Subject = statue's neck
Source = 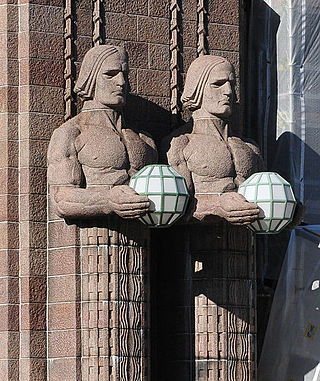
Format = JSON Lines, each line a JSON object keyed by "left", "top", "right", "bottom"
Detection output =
{"left": 192, "top": 112, "right": 229, "bottom": 140}
{"left": 82, "top": 99, "right": 122, "bottom": 126}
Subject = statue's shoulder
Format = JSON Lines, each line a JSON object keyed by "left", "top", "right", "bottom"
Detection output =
{"left": 50, "top": 114, "right": 83, "bottom": 140}
{"left": 162, "top": 121, "right": 193, "bottom": 150}
{"left": 48, "top": 115, "right": 84, "bottom": 162}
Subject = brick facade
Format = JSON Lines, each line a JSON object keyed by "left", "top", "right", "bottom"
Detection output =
{"left": 0, "top": 0, "right": 255, "bottom": 380}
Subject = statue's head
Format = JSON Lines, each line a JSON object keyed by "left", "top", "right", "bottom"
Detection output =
{"left": 74, "top": 45, "right": 128, "bottom": 109}
{"left": 181, "top": 55, "right": 235, "bottom": 119}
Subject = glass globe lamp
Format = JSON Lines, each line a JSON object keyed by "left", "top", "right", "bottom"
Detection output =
{"left": 129, "top": 164, "right": 190, "bottom": 227}
{"left": 238, "top": 172, "right": 297, "bottom": 234}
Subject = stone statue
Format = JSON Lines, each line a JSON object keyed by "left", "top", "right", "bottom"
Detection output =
{"left": 47, "top": 45, "right": 158, "bottom": 220}
{"left": 163, "top": 55, "right": 264, "bottom": 225}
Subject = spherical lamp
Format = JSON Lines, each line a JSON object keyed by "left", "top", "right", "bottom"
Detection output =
{"left": 238, "top": 172, "right": 297, "bottom": 234}
{"left": 129, "top": 164, "right": 190, "bottom": 227}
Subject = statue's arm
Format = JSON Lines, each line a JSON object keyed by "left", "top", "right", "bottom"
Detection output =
{"left": 47, "top": 124, "right": 150, "bottom": 219}
{"left": 163, "top": 135, "right": 194, "bottom": 194}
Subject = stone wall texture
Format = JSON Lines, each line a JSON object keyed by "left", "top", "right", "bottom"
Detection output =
{"left": 0, "top": 0, "right": 255, "bottom": 380}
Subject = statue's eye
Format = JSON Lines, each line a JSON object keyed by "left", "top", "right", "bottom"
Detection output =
{"left": 103, "top": 70, "right": 120, "bottom": 78}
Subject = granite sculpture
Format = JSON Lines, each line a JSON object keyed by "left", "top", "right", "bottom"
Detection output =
{"left": 47, "top": 45, "right": 158, "bottom": 220}
{"left": 164, "top": 55, "right": 264, "bottom": 225}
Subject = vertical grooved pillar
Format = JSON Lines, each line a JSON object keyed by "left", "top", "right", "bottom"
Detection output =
{"left": 80, "top": 218, "right": 150, "bottom": 380}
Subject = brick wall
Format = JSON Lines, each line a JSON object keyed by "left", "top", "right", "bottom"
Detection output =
{"left": 0, "top": 2, "right": 19, "bottom": 379}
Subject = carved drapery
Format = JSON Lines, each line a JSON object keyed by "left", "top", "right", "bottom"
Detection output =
{"left": 197, "top": 0, "right": 208, "bottom": 56}
{"left": 63, "top": 0, "right": 75, "bottom": 121}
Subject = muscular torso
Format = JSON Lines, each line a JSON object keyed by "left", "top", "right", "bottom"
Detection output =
{"left": 48, "top": 110, "right": 157, "bottom": 188}
{"left": 167, "top": 119, "right": 263, "bottom": 193}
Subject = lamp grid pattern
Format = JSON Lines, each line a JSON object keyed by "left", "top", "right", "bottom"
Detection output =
{"left": 238, "top": 172, "right": 297, "bottom": 234}
{"left": 129, "top": 164, "right": 190, "bottom": 227}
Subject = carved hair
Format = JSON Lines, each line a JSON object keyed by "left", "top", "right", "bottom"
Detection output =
{"left": 74, "top": 45, "right": 127, "bottom": 99}
{"left": 181, "top": 55, "right": 233, "bottom": 111}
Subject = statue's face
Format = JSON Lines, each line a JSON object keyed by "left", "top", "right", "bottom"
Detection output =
{"left": 201, "top": 62, "right": 235, "bottom": 118}
{"left": 94, "top": 53, "right": 128, "bottom": 109}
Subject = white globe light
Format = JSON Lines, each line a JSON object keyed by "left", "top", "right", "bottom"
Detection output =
{"left": 129, "top": 164, "right": 190, "bottom": 227}
{"left": 238, "top": 172, "right": 297, "bottom": 234}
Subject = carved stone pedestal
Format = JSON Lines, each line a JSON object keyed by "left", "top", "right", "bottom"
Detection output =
{"left": 152, "top": 222, "right": 256, "bottom": 381}
{"left": 80, "top": 218, "right": 150, "bottom": 381}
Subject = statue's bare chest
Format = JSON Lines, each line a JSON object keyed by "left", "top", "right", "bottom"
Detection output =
{"left": 76, "top": 126, "right": 129, "bottom": 170}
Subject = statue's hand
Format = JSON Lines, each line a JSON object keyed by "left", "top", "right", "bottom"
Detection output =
{"left": 194, "top": 192, "right": 260, "bottom": 225}
{"left": 108, "top": 185, "right": 150, "bottom": 219}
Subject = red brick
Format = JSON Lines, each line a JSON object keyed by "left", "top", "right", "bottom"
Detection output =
{"left": 20, "top": 221, "right": 47, "bottom": 249}
{"left": 20, "top": 303, "right": 46, "bottom": 330}
{"left": 126, "top": 41, "right": 148, "bottom": 69}
{"left": 20, "top": 330, "right": 46, "bottom": 358}
{"left": 0, "top": 277, "right": 19, "bottom": 304}
{"left": 48, "top": 275, "right": 79, "bottom": 303}
{"left": 48, "top": 358, "right": 80, "bottom": 380}
{"left": 48, "top": 303, "right": 79, "bottom": 330}
{"left": 75, "top": 36, "right": 92, "bottom": 62}
{"left": 48, "top": 330, "right": 80, "bottom": 358}
{"left": 149, "top": 0, "right": 169, "bottom": 17}
{"left": 182, "top": 47, "right": 197, "bottom": 73}
{"left": 19, "top": 358, "right": 46, "bottom": 380}
{"left": 0, "top": 33, "right": 18, "bottom": 59}
{"left": 28, "top": 5, "right": 63, "bottom": 33}
{"left": 0, "top": 305, "right": 19, "bottom": 331}
{"left": 104, "top": 0, "right": 125, "bottom": 13}
{"left": 207, "top": 23, "right": 239, "bottom": 52}
{"left": 0, "top": 250, "right": 19, "bottom": 277}
{"left": 128, "top": 68, "right": 137, "bottom": 94}
{"left": 138, "top": 16, "right": 169, "bottom": 44}
{"left": 77, "top": 8, "right": 92, "bottom": 37}
{"left": 20, "top": 248, "right": 46, "bottom": 276}
{"left": 26, "top": 31, "right": 63, "bottom": 60}
{"left": 48, "top": 247, "right": 80, "bottom": 276}
{"left": 182, "top": 0, "right": 197, "bottom": 21}
{"left": 20, "top": 276, "right": 46, "bottom": 303}
{"left": 0, "top": 113, "right": 18, "bottom": 141}
{"left": 0, "top": 87, "right": 18, "bottom": 113}
{"left": 0, "top": 331, "right": 19, "bottom": 359}
{"left": 20, "top": 58, "right": 64, "bottom": 87}
{"left": 20, "top": 85, "right": 64, "bottom": 114}
{"left": 137, "top": 69, "right": 170, "bottom": 97}
{"left": 20, "top": 167, "right": 47, "bottom": 195}
{"left": 182, "top": 20, "right": 197, "bottom": 48}
{"left": 20, "top": 194, "right": 47, "bottom": 222}
{"left": 106, "top": 13, "right": 137, "bottom": 41}
{"left": 0, "top": 59, "right": 18, "bottom": 86}
{"left": 0, "top": 223, "right": 19, "bottom": 250}
{"left": 149, "top": 44, "right": 169, "bottom": 71}
{"left": 48, "top": 221, "right": 79, "bottom": 248}
{"left": 208, "top": 0, "right": 239, "bottom": 25}
{"left": 126, "top": 0, "right": 148, "bottom": 15}
{"left": 20, "top": 112, "right": 62, "bottom": 141}
{"left": 0, "top": 359, "right": 19, "bottom": 381}
{"left": 0, "top": 195, "right": 18, "bottom": 222}
{"left": 0, "top": 139, "right": 18, "bottom": 168}
{"left": 20, "top": 139, "right": 48, "bottom": 168}
{"left": 75, "top": 0, "right": 91, "bottom": 9}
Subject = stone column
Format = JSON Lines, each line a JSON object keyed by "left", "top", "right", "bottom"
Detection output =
{"left": 0, "top": 2, "right": 19, "bottom": 379}
{"left": 18, "top": 0, "right": 65, "bottom": 379}
{"left": 152, "top": 222, "right": 256, "bottom": 381}
{"left": 80, "top": 218, "right": 150, "bottom": 380}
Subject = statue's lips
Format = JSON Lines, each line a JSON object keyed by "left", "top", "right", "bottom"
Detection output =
{"left": 220, "top": 100, "right": 231, "bottom": 106}
{"left": 113, "top": 90, "right": 124, "bottom": 96}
